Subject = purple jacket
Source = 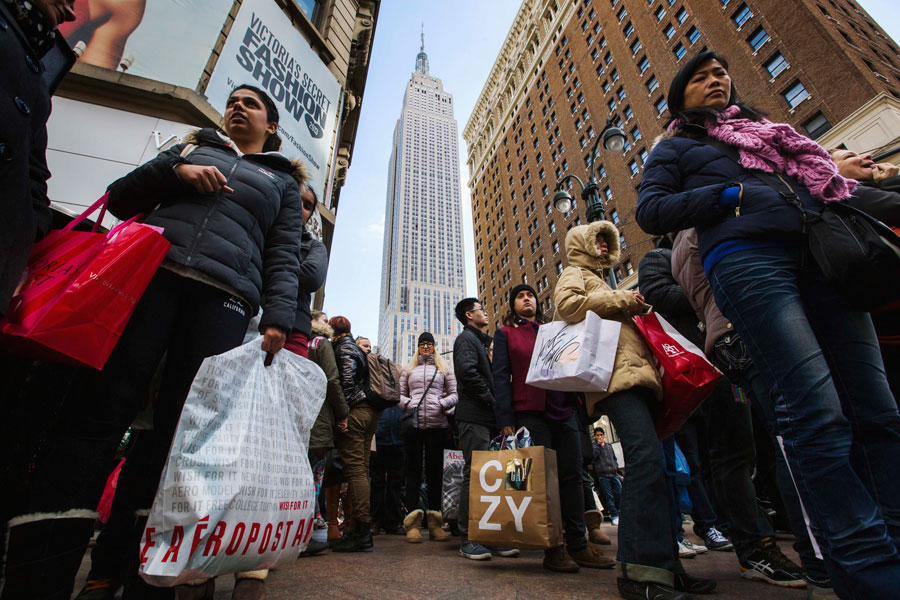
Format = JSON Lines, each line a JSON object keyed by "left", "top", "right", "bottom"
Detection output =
{"left": 399, "top": 355, "right": 458, "bottom": 429}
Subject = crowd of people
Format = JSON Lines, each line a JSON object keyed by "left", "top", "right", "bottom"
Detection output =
{"left": 1, "top": 2, "right": 899, "bottom": 599}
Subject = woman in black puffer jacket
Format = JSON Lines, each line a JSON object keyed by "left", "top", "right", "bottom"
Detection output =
{"left": 5, "top": 84, "right": 304, "bottom": 600}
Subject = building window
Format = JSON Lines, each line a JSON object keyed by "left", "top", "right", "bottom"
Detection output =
{"left": 630, "top": 37, "right": 642, "bottom": 55}
{"left": 674, "top": 42, "right": 686, "bottom": 60}
{"left": 617, "top": 5, "right": 627, "bottom": 21}
{"left": 608, "top": 98, "right": 617, "bottom": 112}
{"left": 602, "top": 80, "right": 611, "bottom": 94}
{"left": 655, "top": 5, "right": 666, "bottom": 21}
{"left": 764, "top": 52, "right": 789, "bottom": 78}
{"left": 646, "top": 75, "right": 659, "bottom": 93}
{"left": 803, "top": 111, "right": 832, "bottom": 139}
{"left": 617, "top": 87, "right": 626, "bottom": 100}
{"left": 552, "top": 240, "right": 560, "bottom": 254}
{"left": 687, "top": 25, "right": 700, "bottom": 44}
{"left": 624, "top": 259, "right": 634, "bottom": 276}
{"left": 629, "top": 160, "right": 639, "bottom": 175}
{"left": 603, "top": 187, "right": 613, "bottom": 201}
{"left": 631, "top": 126, "right": 642, "bottom": 141}
{"left": 783, "top": 80, "right": 810, "bottom": 108}
{"left": 675, "top": 7, "right": 688, "bottom": 23}
{"left": 748, "top": 26, "right": 769, "bottom": 51}
{"left": 655, "top": 96, "right": 668, "bottom": 114}
{"left": 733, "top": 3, "right": 753, "bottom": 28}
{"left": 619, "top": 233, "right": 627, "bottom": 249}
{"left": 624, "top": 105, "right": 634, "bottom": 120}
{"left": 624, "top": 22, "right": 634, "bottom": 37}
{"left": 664, "top": 24, "right": 676, "bottom": 40}
{"left": 638, "top": 56, "right": 650, "bottom": 73}
{"left": 611, "top": 209, "right": 619, "bottom": 223}
{"left": 611, "top": 69, "right": 619, "bottom": 82}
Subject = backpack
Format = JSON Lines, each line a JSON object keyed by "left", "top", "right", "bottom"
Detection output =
{"left": 366, "top": 353, "right": 402, "bottom": 410}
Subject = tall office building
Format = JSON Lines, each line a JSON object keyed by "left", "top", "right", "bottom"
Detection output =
{"left": 463, "top": 0, "right": 900, "bottom": 330}
{"left": 379, "top": 34, "right": 466, "bottom": 364}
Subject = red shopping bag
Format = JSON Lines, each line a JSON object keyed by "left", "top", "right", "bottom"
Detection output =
{"left": 97, "top": 458, "right": 125, "bottom": 524}
{"left": 0, "top": 194, "right": 170, "bottom": 369}
{"left": 632, "top": 312, "right": 722, "bottom": 439}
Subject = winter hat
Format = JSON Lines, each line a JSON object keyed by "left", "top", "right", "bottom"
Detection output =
{"left": 509, "top": 284, "right": 538, "bottom": 311}
{"left": 418, "top": 332, "right": 435, "bottom": 345}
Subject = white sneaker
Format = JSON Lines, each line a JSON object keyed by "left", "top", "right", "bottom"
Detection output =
{"left": 681, "top": 538, "right": 709, "bottom": 554}
{"left": 678, "top": 539, "right": 697, "bottom": 558}
{"left": 611, "top": 516, "right": 619, "bottom": 526}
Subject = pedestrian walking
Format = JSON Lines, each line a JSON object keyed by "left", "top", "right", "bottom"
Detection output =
{"left": 636, "top": 49, "right": 900, "bottom": 598}
{"left": 590, "top": 428, "right": 621, "bottom": 527}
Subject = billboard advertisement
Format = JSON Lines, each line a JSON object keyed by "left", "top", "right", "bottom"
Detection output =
{"left": 205, "top": 0, "right": 342, "bottom": 199}
{"left": 59, "top": 0, "right": 231, "bottom": 90}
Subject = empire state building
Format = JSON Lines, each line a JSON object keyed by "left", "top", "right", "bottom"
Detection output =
{"left": 378, "top": 33, "right": 466, "bottom": 364}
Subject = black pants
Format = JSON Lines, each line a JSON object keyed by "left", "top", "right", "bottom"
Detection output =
{"left": 22, "top": 270, "right": 251, "bottom": 584}
{"left": 516, "top": 413, "right": 587, "bottom": 552}
{"left": 371, "top": 444, "right": 404, "bottom": 528}
{"left": 403, "top": 428, "right": 446, "bottom": 513}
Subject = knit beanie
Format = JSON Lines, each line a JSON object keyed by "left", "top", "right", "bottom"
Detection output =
{"left": 509, "top": 284, "right": 538, "bottom": 311}
{"left": 418, "top": 332, "right": 435, "bottom": 345}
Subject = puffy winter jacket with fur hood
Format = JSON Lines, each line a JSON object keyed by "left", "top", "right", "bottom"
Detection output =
{"left": 554, "top": 221, "right": 662, "bottom": 416}
{"left": 308, "top": 320, "right": 350, "bottom": 449}
{"left": 400, "top": 355, "right": 458, "bottom": 429}
{"left": 106, "top": 128, "right": 305, "bottom": 331}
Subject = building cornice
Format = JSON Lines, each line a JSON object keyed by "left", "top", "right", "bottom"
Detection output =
{"left": 462, "top": 0, "right": 574, "bottom": 186}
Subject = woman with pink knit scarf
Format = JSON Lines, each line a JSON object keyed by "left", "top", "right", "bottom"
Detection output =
{"left": 636, "top": 51, "right": 900, "bottom": 599}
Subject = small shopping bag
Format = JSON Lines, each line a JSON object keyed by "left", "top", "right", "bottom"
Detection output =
{"left": 525, "top": 311, "right": 621, "bottom": 392}
{"left": 0, "top": 195, "right": 170, "bottom": 369}
{"left": 467, "top": 445, "right": 563, "bottom": 549}
{"left": 632, "top": 312, "right": 722, "bottom": 439}
{"left": 441, "top": 449, "right": 465, "bottom": 521}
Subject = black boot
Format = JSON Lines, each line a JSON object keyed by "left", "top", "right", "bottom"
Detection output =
{"left": 1, "top": 513, "right": 96, "bottom": 600}
{"left": 331, "top": 523, "right": 374, "bottom": 552}
{"left": 121, "top": 515, "right": 174, "bottom": 600}
{"left": 617, "top": 578, "right": 694, "bottom": 600}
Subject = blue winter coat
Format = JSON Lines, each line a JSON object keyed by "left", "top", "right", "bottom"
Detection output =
{"left": 636, "top": 135, "right": 823, "bottom": 263}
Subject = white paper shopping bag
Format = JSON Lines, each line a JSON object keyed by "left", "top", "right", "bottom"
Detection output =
{"left": 525, "top": 311, "right": 621, "bottom": 392}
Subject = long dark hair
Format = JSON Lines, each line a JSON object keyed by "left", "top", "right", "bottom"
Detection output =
{"left": 665, "top": 50, "right": 766, "bottom": 134}
{"left": 230, "top": 84, "right": 283, "bottom": 152}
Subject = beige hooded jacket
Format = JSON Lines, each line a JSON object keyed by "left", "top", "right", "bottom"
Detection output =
{"left": 553, "top": 221, "right": 662, "bottom": 417}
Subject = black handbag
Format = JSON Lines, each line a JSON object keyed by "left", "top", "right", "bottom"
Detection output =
{"left": 702, "top": 137, "right": 900, "bottom": 312}
{"left": 399, "top": 365, "right": 439, "bottom": 440}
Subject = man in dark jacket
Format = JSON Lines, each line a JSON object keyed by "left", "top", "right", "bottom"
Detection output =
{"left": 452, "top": 297, "right": 499, "bottom": 561}
{"left": 0, "top": 0, "right": 75, "bottom": 315}
{"left": 591, "top": 428, "right": 621, "bottom": 525}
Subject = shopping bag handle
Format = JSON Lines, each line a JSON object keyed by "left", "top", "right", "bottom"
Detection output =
{"left": 63, "top": 193, "right": 110, "bottom": 233}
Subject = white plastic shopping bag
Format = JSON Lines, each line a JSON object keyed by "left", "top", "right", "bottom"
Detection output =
{"left": 139, "top": 340, "right": 326, "bottom": 586}
{"left": 525, "top": 311, "right": 621, "bottom": 392}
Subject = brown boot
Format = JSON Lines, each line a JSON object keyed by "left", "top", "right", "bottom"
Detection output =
{"left": 403, "top": 509, "right": 424, "bottom": 543}
{"left": 325, "top": 486, "right": 341, "bottom": 541}
{"left": 543, "top": 545, "right": 580, "bottom": 573}
{"left": 232, "top": 572, "right": 266, "bottom": 600}
{"left": 569, "top": 544, "right": 616, "bottom": 569}
{"left": 584, "top": 510, "right": 612, "bottom": 545}
{"left": 174, "top": 579, "right": 214, "bottom": 600}
{"left": 426, "top": 510, "right": 450, "bottom": 541}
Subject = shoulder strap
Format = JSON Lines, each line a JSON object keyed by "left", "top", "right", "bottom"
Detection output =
{"left": 698, "top": 135, "right": 811, "bottom": 228}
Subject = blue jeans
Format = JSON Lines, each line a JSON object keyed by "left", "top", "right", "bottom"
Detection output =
{"left": 710, "top": 246, "right": 900, "bottom": 598}
{"left": 603, "top": 388, "right": 681, "bottom": 586}
{"left": 594, "top": 475, "right": 621, "bottom": 518}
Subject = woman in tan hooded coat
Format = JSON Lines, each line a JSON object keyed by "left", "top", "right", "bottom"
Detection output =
{"left": 554, "top": 221, "right": 714, "bottom": 600}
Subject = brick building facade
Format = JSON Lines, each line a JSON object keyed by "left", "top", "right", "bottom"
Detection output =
{"left": 463, "top": 0, "right": 900, "bottom": 329}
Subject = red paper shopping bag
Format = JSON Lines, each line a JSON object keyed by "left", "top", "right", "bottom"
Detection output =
{"left": 0, "top": 195, "right": 170, "bottom": 369}
{"left": 632, "top": 312, "right": 722, "bottom": 439}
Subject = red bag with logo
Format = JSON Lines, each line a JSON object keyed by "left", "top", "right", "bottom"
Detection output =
{"left": 632, "top": 312, "right": 722, "bottom": 439}
{"left": 0, "top": 194, "right": 170, "bottom": 369}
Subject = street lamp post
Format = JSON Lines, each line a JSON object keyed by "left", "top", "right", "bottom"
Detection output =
{"left": 552, "top": 118, "right": 627, "bottom": 288}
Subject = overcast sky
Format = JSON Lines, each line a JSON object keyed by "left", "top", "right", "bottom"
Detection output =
{"left": 323, "top": 0, "right": 899, "bottom": 347}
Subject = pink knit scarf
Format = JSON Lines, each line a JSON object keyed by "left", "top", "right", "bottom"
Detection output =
{"left": 678, "top": 105, "right": 856, "bottom": 203}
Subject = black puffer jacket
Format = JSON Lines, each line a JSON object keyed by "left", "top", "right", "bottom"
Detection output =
{"left": 333, "top": 334, "right": 369, "bottom": 408}
{"left": 0, "top": 2, "right": 65, "bottom": 314}
{"left": 452, "top": 325, "right": 496, "bottom": 428}
{"left": 106, "top": 128, "right": 304, "bottom": 331}
{"left": 292, "top": 230, "right": 328, "bottom": 335}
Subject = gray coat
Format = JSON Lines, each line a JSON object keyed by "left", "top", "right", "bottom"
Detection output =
{"left": 291, "top": 230, "right": 328, "bottom": 335}
{"left": 107, "top": 128, "right": 304, "bottom": 331}
{"left": 0, "top": 3, "right": 60, "bottom": 314}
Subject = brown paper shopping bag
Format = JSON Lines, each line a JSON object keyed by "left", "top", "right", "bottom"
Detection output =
{"left": 467, "top": 445, "right": 564, "bottom": 549}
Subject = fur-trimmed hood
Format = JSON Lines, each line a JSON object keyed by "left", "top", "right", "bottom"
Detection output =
{"left": 564, "top": 221, "right": 620, "bottom": 273}
{"left": 311, "top": 319, "right": 334, "bottom": 339}
{"left": 182, "top": 129, "right": 308, "bottom": 187}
